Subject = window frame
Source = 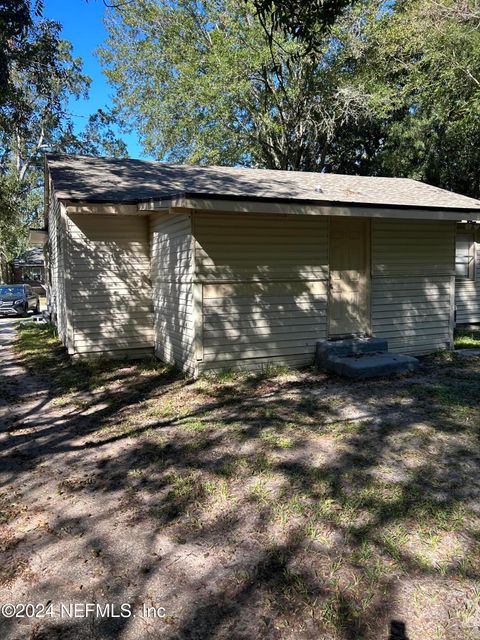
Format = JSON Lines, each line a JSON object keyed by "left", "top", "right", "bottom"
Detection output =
{"left": 455, "top": 231, "right": 476, "bottom": 281}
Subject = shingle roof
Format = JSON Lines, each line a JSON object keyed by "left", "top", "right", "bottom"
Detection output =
{"left": 46, "top": 153, "right": 480, "bottom": 211}
{"left": 12, "top": 247, "right": 45, "bottom": 267}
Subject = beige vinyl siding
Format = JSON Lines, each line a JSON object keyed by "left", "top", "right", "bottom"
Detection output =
{"left": 371, "top": 219, "right": 455, "bottom": 355}
{"left": 455, "top": 226, "right": 480, "bottom": 324}
{"left": 66, "top": 214, "right": 154, "bottom": 356}
{"left": 48, "top": 187, "right": 71, "bottom": 349}
{"left": 150, "top": 212, "right": 196, "bottom": 375}
{"left": 194, "top": 213, "right": 329, "bottom": 372}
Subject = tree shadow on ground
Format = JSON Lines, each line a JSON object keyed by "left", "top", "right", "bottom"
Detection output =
{"left": 0, "top": 327, "right": 479, "bottom": 639}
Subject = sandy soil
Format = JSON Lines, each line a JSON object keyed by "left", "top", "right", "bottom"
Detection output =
{"left": 1, "top": 317, "right": 479, "bottom": 640}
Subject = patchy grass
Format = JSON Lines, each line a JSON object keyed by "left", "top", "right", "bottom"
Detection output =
{"left": 8, "top": 323, "right": 480, "bottom": 639}
{"left": 15, "top": 322, "right": 62, "bottom": 370}
{"left": 15, "top": 322, "right": 178, "bottom": 396}
{"left": 455, "top": 327, "right": 480, "bottom": 349}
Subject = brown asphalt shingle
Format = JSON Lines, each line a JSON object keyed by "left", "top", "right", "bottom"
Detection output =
{"left": 46, "top": 153, "right": 480, "bottom": 211}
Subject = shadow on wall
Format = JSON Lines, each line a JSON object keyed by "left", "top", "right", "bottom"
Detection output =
{"left": 193, "top": 213, "right": 453, "bottom": 371}
{"left": 66, "top": 213, "right": 154, "bottom": 356}
{"left": 150, "top": 212, "right": 196, "bottom": 375}
{"left": 193, "top": 213, "right": 330, "bottom": 372}
{"left": 63, "top": 208, "right": 453, "bottom": 370}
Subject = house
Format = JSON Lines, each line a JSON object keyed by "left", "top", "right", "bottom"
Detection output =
{"left": 45, "top": 153, "right": 480, "bottom": 376}
{"left": 11, "top": 247, "right": 46, "bottom": 295}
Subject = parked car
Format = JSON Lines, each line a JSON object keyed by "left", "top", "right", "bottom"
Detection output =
{"left": 0, "top": 284, "right": 40, "bottom": 317}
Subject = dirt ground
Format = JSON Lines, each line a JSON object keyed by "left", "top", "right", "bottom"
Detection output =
{"left": 1, "top": 318, "right": 480, "bottom": 640}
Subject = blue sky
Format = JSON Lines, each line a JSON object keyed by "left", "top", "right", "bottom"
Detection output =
{"left": 43, "top": 0, "right": 144, "bottom": 158}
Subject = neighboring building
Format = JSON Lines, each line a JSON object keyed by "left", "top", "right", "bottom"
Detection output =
{"left": 11, "top": 247, "right": 46, "bottom": 295}
{"left": 455, "top": 223, "right": 480, "bottom": 324}
{"left": 45, "top": 153, "right": 480, "bottom": 375}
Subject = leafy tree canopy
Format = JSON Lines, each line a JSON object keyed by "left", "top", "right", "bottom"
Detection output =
{"left": 0, "top": 1, "right": 43, "bottom": 106}
{"left": 100, "top": 0, "right": 372, "bottom": 170}
{"left": 356, "top": 0, "right": 480, "bottom": 197}
{"left": 0, "top": 8, "right": 126, "bottom": 264}
{"left": 249, "top": 0, "right": 357, "bottom": 50}
{"left": 101, "top": 0, "right": 480, "bottom": 199}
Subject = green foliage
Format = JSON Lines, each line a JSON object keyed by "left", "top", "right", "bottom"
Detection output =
{"left": 455, "top": 328, "right": 480, "bottom": 350}
{"left": 100, "top": 0, "right": 372, "bottom": 169}
{"left": 0, "top": 12, "right": 126, "bottom": 261}
{"left": 101, "top": 0, "right": 480, "bottom": 199}
{"left": 355, "top": 0, "right": 480, "bottom": 197}
{"left": 0, "top": 1, "right": 43, "bottom": 103}
{"left": 0, "top": 19, "right": 82, "bottom": 257}
{"left": 0, "top": 174, "right": 24, "bottom": 262}
{"left": 61, "top": 109, "right": 128, "bottom": 158}
{"left": 249, "top": 0, "right": 357, "bottom": 50}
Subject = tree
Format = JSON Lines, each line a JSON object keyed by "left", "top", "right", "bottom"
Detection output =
{"left": 100, "top": 0, "right": 372, "bottom": 170}
{"left": 248, "top": 0, "right": 358, "bottom": 51}
{"left": 101, "top": 0, "right": 480, "bottom": 198}
{"left": 0, "top": 1, "right": 44, "bottom": 106}
{"left": 355, "top": 0, "right": 480, "bottom": 197}
{"left": 0, "top": 174, "right": 23, "bottom": 269}
{"left": 0, "top": 15, "right": 127, "bottom": 264}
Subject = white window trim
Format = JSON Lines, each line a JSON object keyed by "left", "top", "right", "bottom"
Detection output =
{"left": 455, "top": 231, "right": 476, "bottom": 281}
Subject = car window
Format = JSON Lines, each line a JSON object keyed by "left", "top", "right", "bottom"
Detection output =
{"left": 0, "top": 286, "right": 25, "bottom": 297}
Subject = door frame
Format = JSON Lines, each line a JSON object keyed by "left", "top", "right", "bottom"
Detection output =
{"left": 327, "top": 216, "right": 372, "bottom": 339}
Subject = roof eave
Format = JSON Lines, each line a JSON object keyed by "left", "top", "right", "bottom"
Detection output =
{"left": 139, "top": 193, "right": 480, "bottom": 221}
{"left": 58, "top": 193, "right": 480, "bottom": 221}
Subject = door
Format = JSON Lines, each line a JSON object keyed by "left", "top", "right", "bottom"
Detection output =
{"left": 329, "top": 217, "right": 370, "bottom": 337}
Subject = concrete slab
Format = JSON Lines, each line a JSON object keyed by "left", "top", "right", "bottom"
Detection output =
{"left": 316, "top": 337, "right": 388, "bottom": 363}
{"left": 323, "top": 352, "right": 419, "bottom": 380}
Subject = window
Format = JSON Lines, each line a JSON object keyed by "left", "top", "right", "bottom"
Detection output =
{"left": 455, "top": 232, "right": 476, "bottom": 280}
{"left": 21, "top": 267, "right": 42, "bottom": 281}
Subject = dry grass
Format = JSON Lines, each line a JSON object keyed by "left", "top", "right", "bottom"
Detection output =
{"left": 6, "top": 323, "right": 480, "bottom": 639}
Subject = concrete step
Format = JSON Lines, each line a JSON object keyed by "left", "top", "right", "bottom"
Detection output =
{"left": 318, "top": 351, "right": 419, "bottom": 380}
{"left": 315, "top": 337, "right": 419, "bottom": 379}
{"left": 316, "top": 337, "right": 388, "bottom": 362}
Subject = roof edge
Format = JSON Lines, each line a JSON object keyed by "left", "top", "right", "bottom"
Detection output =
{"left": 61, "top": 191, "right": 480, "bottom": 214}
